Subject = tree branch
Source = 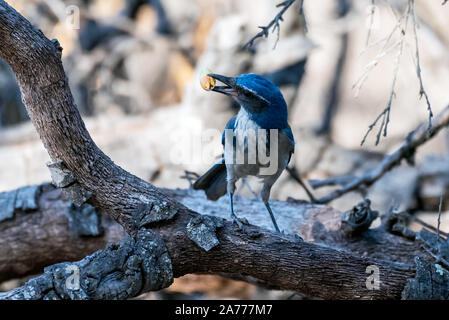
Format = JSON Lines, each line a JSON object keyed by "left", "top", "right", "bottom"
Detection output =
{"left": 314, "top": 104, "right": 449, "bottom": 204}
{"left": 0, "top": 228, "right": 173, "bottom": 300}
{"left": 242, "top": 0, "right": 299, "bottom": 50}
{"left": 410, "top": 0, "right": 433, "bottom": 134}
{"left": 0, "top": 184, "right": 124, "bottom": 282}
{"left": 1, "top": 184, "right": 431, "bottom": 285}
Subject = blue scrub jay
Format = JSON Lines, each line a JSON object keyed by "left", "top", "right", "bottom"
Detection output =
{"left": 193, "top": 73, "right": 295, "bottom": 233}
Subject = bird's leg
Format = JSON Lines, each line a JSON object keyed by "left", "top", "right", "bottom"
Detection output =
{"left": 228, "top": 192, "right": 249, "bottom": 230}
{"left": 263, "top": 201, "right": 281, "bottom": 233}
{"left": 227, "top": 179, "right": 248, "bottom": 230}
{"left": 261, "top": 185, "right": 281, "bottom": 233}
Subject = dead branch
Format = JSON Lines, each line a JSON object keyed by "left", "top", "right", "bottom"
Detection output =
{"left": 314, "top": 104, "right": 449, "bottom": 203}
{"left": 365, "top": 0, "right": 376, "bottom": 47}
{"left": 309, "top": 175, "right": 357, "bottom": 189}
{"left": 410, "top": 0, "right": 433, "bottom": 133}
{"left": 0, "top": 228, "right": 173, "bottom": 300}
{"left": 285, "top": 166, "right": 317, "bottom": 202}
{"left": 360, "top": 2, "right": 411, "bottom": 146}
{"left": 410, "top": 213, "right": 449, "bottom": 239}
{"left": 1, "top": 184, "right": 427, "bottom": 286}
{"left": 0, "top": 184, "right": 434, "bottom": 286}
{"left": 437, "top": 192, "right": 443, "bottom": 242}
{"left": 242, "top": 0, "right": 298, "bottom": 50}
{"left": 359, "top": 0, "right": 433, "bottom": 145}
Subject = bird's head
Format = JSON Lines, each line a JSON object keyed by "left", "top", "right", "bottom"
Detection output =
{"left": 208, "top": 73, "right": 286, "bottom": 115}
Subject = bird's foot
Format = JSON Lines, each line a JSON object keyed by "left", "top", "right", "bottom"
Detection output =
{"left": 231, "top": 215, "right": 249, "bottom": 231}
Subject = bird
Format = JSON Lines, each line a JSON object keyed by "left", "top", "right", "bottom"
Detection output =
{"left": 193, "top": 73, "right": 295, "bottom": 233}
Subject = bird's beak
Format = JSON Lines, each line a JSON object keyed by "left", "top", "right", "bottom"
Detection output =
{"left": 208, "top": 73, "right": 238, "bottom": 97}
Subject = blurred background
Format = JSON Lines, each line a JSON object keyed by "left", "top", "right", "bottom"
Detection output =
{"left": 1, "top": 0, "right": 449, "bottom": 299}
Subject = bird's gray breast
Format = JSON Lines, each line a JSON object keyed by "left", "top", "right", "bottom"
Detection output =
{"left": 224, "top": 110, "right": 292, "bottom": 181}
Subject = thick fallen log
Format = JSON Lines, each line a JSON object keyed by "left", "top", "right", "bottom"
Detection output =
{"left": 1, "top": 183, "right": 427, "bottom": 299}
{"left": 0, "top": 184, "right": 124, "bottom": 282}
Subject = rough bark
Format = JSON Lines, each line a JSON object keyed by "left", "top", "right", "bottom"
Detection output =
{"left": 1, "top": 184, "right": 427, "bottom": 283}
{"left": 0, "top": 184, "right": 124, "bottom": 282}
{"left": 1, "top": 184, "right": 426, "bottom": 299}
{"left": 0, "top": 229, "right": 173, "bottom": 300}
{"left": 0, "top": 0, "right": 438, "bottom": 300}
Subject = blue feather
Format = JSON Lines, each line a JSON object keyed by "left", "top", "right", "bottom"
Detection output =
{"left": 235, "top": 74, "right": 289, "bottom": 130}
{"left": 221, "top": 115, "right": 237, "bottom": 146}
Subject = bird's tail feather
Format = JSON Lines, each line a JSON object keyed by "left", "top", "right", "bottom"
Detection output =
{"left": 193, "top": 162, "right": 227, "bottom": 201}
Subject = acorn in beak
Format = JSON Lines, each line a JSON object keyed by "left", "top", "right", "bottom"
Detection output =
{"left": 208, "top": 73, "right": 238, "bottom": 97}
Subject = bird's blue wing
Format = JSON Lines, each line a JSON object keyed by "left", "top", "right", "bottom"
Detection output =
{"left": 284, "top": 126, "right": 295, "bottom": 148}
{"left": 221, "top": 115, "right": 237, "bottom": 146}
{"left": 283, "top": 126, "right": 295, "bottom": 164}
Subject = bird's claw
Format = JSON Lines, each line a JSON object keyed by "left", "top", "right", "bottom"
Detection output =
{"left": 232, "top": 215, "right": 249, "bottom": 231}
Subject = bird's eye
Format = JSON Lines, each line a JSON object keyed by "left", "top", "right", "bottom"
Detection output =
{"left": 243, "top": 91, "right": 253, "bottom": 98}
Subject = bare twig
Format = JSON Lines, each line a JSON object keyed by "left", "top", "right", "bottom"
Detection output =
{"left": 414, "top": 193, "right": 449, "bottom": 270}
{"left": 314, "top": 105, "right": 449, "bottom": 204}
{"left": 286, "top": 166, "right": 317, "bottom": 202}
{"left": 410, "top": 214, "right": 449, "bottom": 239}
{"left": 365, "top": 0, "right": 376, "bottom": 47}
{"left": 358, "top": 0, "right": 433, "bottom": 145}
{"left": 309, "top": 175, "right": 357, "bottom": 189}
{"left": 354, "top": 5, "right": 407, "bottom": 96}
{"left": 360, "top": 2, "right": 411, "bottom": 146}
{"left": 354, "top": 39, "right": 401, "bottom": 97}
{"left": 437, "top": 191, "right": 443, "bottom": 243}
{"left": 410, "top": 0, "right": 433, "bottom": 135}
{"left": 421, "top": 246, "right": 449, "bottom": 269}
{"left": 242, "top": 0, "right": 298, "bottom": 50}
{"left": 237, "top": 178, "right": 259, "bottom": 199}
